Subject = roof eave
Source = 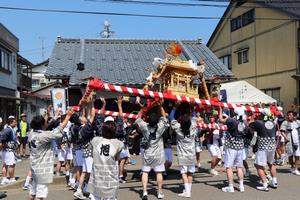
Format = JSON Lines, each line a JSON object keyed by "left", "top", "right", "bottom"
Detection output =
{"left": 255, "top": 1, "right": 300, "bottom": 20}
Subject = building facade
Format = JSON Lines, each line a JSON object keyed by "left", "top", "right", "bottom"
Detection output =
{"left": 207, "top": 0, "right": 300, "bottom": 111}
{"left": 0, "top": 23, "right": 19, "bottom": 119}
{"left": 31, "top": 59, "right": 55, "bottom": 89}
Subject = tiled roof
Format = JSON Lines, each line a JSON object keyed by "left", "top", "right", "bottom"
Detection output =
{"left": 45, "top": 38, "right": 233, "bottom": 85}
{"left": 257, "top": 0, "right": 300, "bottom": 19}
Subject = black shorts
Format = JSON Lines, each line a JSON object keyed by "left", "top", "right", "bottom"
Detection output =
{"left": 19, "top": 137, "right": 28, "bottom": 145}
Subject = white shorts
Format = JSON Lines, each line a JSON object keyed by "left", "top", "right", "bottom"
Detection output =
{"left": 142, "top": 164, "right": 165, "bottom": 173}
{"left": 57, "top": 149, "right": 66, "bottom": 162}
{"left": 120, "top": 148, "right": 129, "bottom": 160}
{"left": 195, "top": 146, "right": 202, "bottom": 153}
{"left": 2, "top": 151, "right": 16, "bottom": 166}
{"left": 75, "top": 150, "right": 83, "bottom": 167}
{"left": 82, "top": 157, "right": 93, "bottom": 173}
{"left": 224, "top": 148, "right": 243, "bottom": 168}
{"left": 180, "top": 165, "right": 195, "bottom": 174}
{"left": 243, "top": 147, "right": 249, "bottom": 161}
{"left": 208, "top": 144, "right": 222, "bottom": 159}
{"left": 29, "top": 180, "right": 48, "bottom": 198}
{"left": 255, "top": 150, "right": 275, "bottom": 166}
{"left": 164, "top": 148, "right": 173, "bottom": 163}
{"left": 65, "top": 147, "right": 73, "bottom": 160}
{"left": 289, "top": 145, "right": 300, "bottom": 157}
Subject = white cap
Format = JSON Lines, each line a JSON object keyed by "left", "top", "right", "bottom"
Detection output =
{"left": 8, "top": 115, "right": 15, "bottom": 119}
{"left": 104, "top": 116, "right": 114, "bottom": 123}
{"left": 0, "top": 117, "right": 2, "bottom": 123}
{"left": 234, "top": 107, "right": 246, "bottom": 119}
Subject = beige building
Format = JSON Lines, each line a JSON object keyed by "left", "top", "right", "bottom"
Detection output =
{"left": 207, "top": 0, "right": 300, "bottom": 111}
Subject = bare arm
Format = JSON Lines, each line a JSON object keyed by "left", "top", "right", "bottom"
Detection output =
{"left": 135, "top": 96, "right": 144, "bottom": 107}
{"left": 89, "top": 107, "right": 96, "bottom": 124}
{"left": 137, "top": 107, "right": 144, "bottom": 118}
{"left": 60, "top": 108, "right": 74, "bottom": 130}
{"left": 100, "top": 97, "right": 106, "bottom": 114}
{"left": 117, "top": 96, "right": 123, "bottom": 116}
{"left": 218, "top": 106, "right": 227, "bottom": 124}
{"left": 280, "top": 131, "right": 289, "bottom": 141}
{"left": 128, "top": 131, "right": 139, "bottom": 139}
{"left": 44, "top": 105, "right": 52, "bottom": 123}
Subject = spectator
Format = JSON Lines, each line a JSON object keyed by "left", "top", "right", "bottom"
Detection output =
{"left": 0, "top": 117, "right": 18, "bottom": 185}
{"left": 17, "top": 113, "right": 30, "bottom": 158}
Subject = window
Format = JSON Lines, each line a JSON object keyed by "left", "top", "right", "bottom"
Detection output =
{"left": 219, "top": 55, "right": 232, "bottom": 70}
{"left": 0, "top": 47, "right": 12, "bottom": 73}
{"left": 263, "top": 88, "right": 280, "bottom": 103}
{"left": 237, "top": 49, "right": 249, "bottom": 64}
{"left": 231, "top": 9, "right": 255, "bottom": 32}
{"left": 242, "top": 50, "right": 248, "bottom": 63}
{"left": 242, "top": 9, "right": 255, "bottom": 26}
{"left": 231, "top": 16, "right": 242, "bottom": 32}
{"left": 32, "top": 79, "right": 40, "bottom": 87}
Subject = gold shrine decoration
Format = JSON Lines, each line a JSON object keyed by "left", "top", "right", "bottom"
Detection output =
{"left": 165, "top": 42, "right": 182, "bottom": 58}
{"left": 144, "top": 42, "right": 211, "bottom": 99}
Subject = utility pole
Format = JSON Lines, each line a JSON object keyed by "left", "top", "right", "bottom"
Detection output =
{"left": 38, "top": 36, "right": 45, "bottom": 61}
{"left": 100, "top": 20, "right": 114, "bottom": 38}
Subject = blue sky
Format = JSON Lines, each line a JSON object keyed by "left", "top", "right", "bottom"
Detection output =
{"left": 0, "top": 0, "right": 227, "bottom": 64}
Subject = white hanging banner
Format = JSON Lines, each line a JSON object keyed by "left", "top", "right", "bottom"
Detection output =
{"left": 50, "top": 88, "right": 67, "bottom": 114}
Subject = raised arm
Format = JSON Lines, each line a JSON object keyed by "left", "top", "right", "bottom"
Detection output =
{"left": 218, "top": 106, "right": 227, "bottom": 124}
{"left": 44, "top": 105, "right": 52, "bottom": 122}
{"left": 137, "top": 106, "right": 144, "bottom": 119}
{"left": 100, "top": 97, "right": 106, "bottom": 114}
{"left": 89, "top": 107, "right": 96, "bottom": 124}
{"left": 60, "top": 108, "right": 74, "bottom": 130}
{"left": 136, "top": 96, "right": 147, "bottom": 108}
{"left": 117, "top": 96, "right": 123, "bottom": 117}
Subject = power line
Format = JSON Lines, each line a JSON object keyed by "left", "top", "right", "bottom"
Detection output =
{"left": 84, "top": 0, "right": 300, "bottom": 9}
{"left": 84, "top": 0, "right": 229, "bottom": 8}
{"left": 192, "top": 0, "right": 300, "bottom": 3}
{"left": 0, "top": 6, "right": 296, "bottom": 20}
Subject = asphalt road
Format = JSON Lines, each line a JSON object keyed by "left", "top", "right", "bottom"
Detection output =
{"left": 2, "top": 151, "right": 300, "bottom": 200}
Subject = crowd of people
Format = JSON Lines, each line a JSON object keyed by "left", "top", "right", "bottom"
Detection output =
{"left": 0, "top": 95, "right": 300, "bottom": 200}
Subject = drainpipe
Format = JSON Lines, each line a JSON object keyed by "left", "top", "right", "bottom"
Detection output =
{"left": 254, "top": 12, "right": 257, "bottom": 87}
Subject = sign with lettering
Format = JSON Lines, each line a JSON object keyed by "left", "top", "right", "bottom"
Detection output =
{"left": 50, "top": 88, "right": 67, "bottom": 114}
